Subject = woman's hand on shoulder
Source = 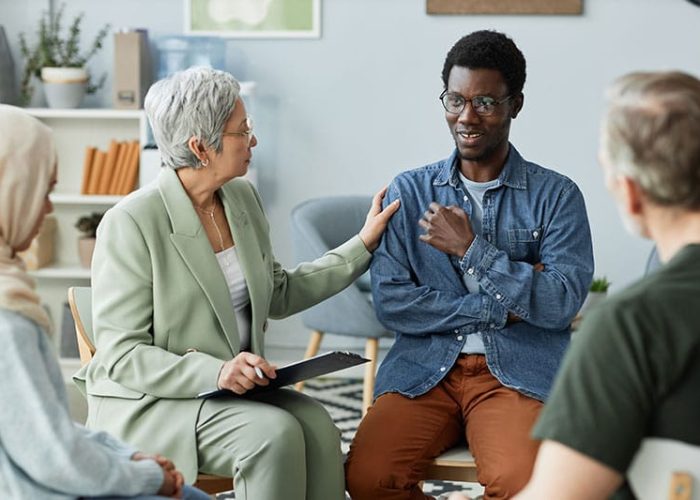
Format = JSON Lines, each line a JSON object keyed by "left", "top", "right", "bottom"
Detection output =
{"left": 358, "top": 186, "right": 400, "bottom": 252}
{"left": 217, "top": 352, "right": 277, "bottom": 395}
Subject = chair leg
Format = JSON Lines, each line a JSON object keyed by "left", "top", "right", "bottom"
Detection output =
{"left": 295, "top": 330, "right": 324, "bottom": 391}
{"left": 362, "top": 338, "right": 379, "bottom": 417}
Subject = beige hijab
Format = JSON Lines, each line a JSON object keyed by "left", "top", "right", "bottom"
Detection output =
{"left": 0, "top": 104, "right": 55, "bottom": 332}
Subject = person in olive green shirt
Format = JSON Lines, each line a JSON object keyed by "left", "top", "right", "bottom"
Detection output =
{"left": 512, "top": 72, "right": 700, "bottom": 499}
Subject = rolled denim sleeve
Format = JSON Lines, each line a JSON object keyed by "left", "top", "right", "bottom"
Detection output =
{"left": 371, "top": 182, "right": 508, "bottom": 336}
{"left": 458, "top": 182, "right": 593, "bottom": 330}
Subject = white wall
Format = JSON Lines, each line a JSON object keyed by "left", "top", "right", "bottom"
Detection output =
{"left": 3, "top": 0, "right": 700, "bottom": 353}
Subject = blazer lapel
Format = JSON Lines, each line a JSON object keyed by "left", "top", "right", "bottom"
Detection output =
{"left": 158, "top": 169, "right": 240, "bottom": 354}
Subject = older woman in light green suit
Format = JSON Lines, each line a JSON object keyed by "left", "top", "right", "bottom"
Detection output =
{"left": 77, "top": 67, "right": 399, "bottom": 500}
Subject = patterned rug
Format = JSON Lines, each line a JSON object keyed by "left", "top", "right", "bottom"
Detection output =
{"left": 217, "top": 378, "right": 484, "bottom": 499}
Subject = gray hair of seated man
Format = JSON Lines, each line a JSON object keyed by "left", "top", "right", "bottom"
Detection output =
{"left": 601, "top": 71, "right": 700, "bottom": 210}
{"left": 144, "top": 66, "right": 241, "bottom": 170}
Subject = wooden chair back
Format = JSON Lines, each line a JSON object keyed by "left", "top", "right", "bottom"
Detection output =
{"left": 628, "top": 438, "right": 699, "bottom": 500}
{"left": 67, "top": 286, "right": 96, "bottom": 366}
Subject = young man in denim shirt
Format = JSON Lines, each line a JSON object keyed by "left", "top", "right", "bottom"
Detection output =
{"left": 345, "top": 31, "right": 593, "bottom": 500}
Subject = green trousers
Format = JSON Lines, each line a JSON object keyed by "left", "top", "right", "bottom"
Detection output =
{"left": 196, "top": 388, "right": 345, "bottom": 500}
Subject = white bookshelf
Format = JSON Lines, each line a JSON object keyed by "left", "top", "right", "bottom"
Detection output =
{"left": 27, "top": 108, "right": 144, "bottom": 357}
{"left": 50, "top": 193, "right": 125, "bottom": 205}
{"left": 23, "top": 81, "right": 255, "bottom": 120}
{"left": 30, "top": 265, "right": 91, "bottom": 280}
{"left": 25, "top": 108, "right": 144, "bottom": 119}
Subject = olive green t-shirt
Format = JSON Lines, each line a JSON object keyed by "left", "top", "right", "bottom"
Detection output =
{"left": 533, "top": 244, "right": 700, "bottom": 496}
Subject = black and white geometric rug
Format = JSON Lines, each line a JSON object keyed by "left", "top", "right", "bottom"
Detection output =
{"left": 217, "top": 378, "right": 483, "bottom": 498}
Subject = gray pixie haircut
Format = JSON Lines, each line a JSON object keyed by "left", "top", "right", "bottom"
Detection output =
{"left": 601, "top": 71, "right": 700, "bottom": 210}
{"left": 144, "top": 66, "right": 241, "bottom": 169}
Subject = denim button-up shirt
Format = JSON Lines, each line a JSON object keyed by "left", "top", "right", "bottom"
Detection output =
{"left": 372, "top": 145, "right": 594, "bottom": 402}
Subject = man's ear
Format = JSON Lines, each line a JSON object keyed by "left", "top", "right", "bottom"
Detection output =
{"left": 511, "top": 93, "right": 524, "bottom": 119}
{"left": 619, "top": 175, "right": 646, "bottom": 217}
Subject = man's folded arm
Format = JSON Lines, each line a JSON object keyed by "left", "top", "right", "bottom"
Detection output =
{"left": 371, "top": 183, "right": 507, "bottom": 336}
{"left": 458, "top": 184, "right": 594, "bottom": 330}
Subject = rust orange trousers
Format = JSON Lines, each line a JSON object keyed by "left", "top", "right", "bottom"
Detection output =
{"left": 345, "top": 355, "right": 542, "bottom": 500}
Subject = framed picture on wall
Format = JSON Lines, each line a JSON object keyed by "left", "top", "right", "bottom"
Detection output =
{"left": 427, "top": 0, "right": 582, "bottom": 15}
{"left": 185, "top": 0, "right": 321, "bottom": 38}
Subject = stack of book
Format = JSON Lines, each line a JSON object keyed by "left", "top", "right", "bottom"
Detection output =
{"left": 81, "top": 140, "right": 140, "bottom": 195}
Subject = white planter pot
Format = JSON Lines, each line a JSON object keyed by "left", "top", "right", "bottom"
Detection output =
{"left": 41, "top": 67, "right": 88, "bottom": 83}
{"left": 41, "top": 67, "right": 88, "bottom": 108}
{"left": 579, "top": 291, "right": 607, "bottom": 316}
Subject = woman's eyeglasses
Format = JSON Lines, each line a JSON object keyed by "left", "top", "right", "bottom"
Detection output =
{"left": 222, "top": 116, "right": 254, "bottom": 143}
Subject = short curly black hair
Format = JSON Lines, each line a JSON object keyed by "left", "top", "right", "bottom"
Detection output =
{"left": 442, "top": 30, "right": 526, "bottom": 96}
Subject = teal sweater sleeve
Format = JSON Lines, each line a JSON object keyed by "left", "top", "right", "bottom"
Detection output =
{"left": 0, "top": 310, "right": 163, "bottom": 499}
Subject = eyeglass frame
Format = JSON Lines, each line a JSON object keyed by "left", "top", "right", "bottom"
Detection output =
{"left": 439, "top": 90, "right": 514, "bottom": 117}
{"left": 221, "top": 115, "right": 254, "bottom": 142}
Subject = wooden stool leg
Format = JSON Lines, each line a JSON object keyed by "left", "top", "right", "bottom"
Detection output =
{"left": 362, "top": 338, "right": 379, "bottom": 416}
{"left": 295, "top": 330, "right": 323, "bottom": 391}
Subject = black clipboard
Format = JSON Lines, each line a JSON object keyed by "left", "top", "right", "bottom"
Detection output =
{"left": 197, "top": 351, "right": 370, "bottom": 399}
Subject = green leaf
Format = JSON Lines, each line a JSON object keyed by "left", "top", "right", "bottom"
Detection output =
{"left": 589, "top": 276, "right": 611, "bottom": 293}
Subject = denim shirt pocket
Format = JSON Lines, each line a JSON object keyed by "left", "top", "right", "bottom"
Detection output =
{"left": 507, "top": 227, "right": 543, "bottom": 262}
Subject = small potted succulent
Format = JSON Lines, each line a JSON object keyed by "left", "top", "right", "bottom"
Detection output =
{"left": 75, "top": 212, "right": 103, "bottom": 268}
{"left": 19, "top": 3, "right": 109, "bottom": 107}
{"left": 580, "top": 276, "right": 611, "bottom": 316}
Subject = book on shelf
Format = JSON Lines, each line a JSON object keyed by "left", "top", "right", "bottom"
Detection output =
{"left": 80, "top": 147, "right": 96, "bottom": 195}
{"left": 114, "top": 140, "right": 140, "bottom": 194}
{"left": 121, "top": 140, "right": 140, "bottom": 194}
{"left": 97, "top": 140, "right": 119, "bottom": 194}
{"left": 80, "top": 140, "right": 140, "bottom": 195}
{"left": 87, "top": 151, "right": 106, "bottom": 195}
{"left": 110, "top": 143, "right": 128, "bottom": 194}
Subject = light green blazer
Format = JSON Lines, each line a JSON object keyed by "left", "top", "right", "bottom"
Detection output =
{"left": 76, "top": 168, "right": 371, "bottom": 481}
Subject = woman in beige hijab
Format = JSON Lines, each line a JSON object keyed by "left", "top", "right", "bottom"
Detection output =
{"left": 0, "top": 104, "right": 209, "bottom": 500}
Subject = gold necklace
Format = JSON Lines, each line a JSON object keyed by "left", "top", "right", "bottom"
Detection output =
{"left": 194, "top": 198, "right": 225, "bottom": 252}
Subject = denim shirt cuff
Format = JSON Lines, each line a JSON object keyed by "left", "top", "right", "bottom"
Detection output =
{"left": 482, "top": 294, "right": 508, "bottom": 330}
{"left": 458, "top": 237, "right": 508, "bottom": 330}
{"left": 458, "top": 235, "right": 497, "bottom": 277}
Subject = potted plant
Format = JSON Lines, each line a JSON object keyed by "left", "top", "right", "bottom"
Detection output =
{"left": 75, "top": 212, "right": 103, "bottom": 268}
{"left": 589, "top": 276, "right": 611, "bottom": 294}
{"left": 580, "top": 276, "right": 611, "bottom": 316}
{"left": 18, "top": 3, "right": 109, "bottom": 107}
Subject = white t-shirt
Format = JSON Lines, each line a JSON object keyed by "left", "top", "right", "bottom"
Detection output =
{"left": 215, "top": 246, "right": 252, "bottom": 350}
{"left": 459, "top": 173, "right": 499, "bottom": 355}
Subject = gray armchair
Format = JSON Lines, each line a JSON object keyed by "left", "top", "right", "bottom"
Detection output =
{"left": 290, "top": 196, "right": 392, "bottom": 415}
